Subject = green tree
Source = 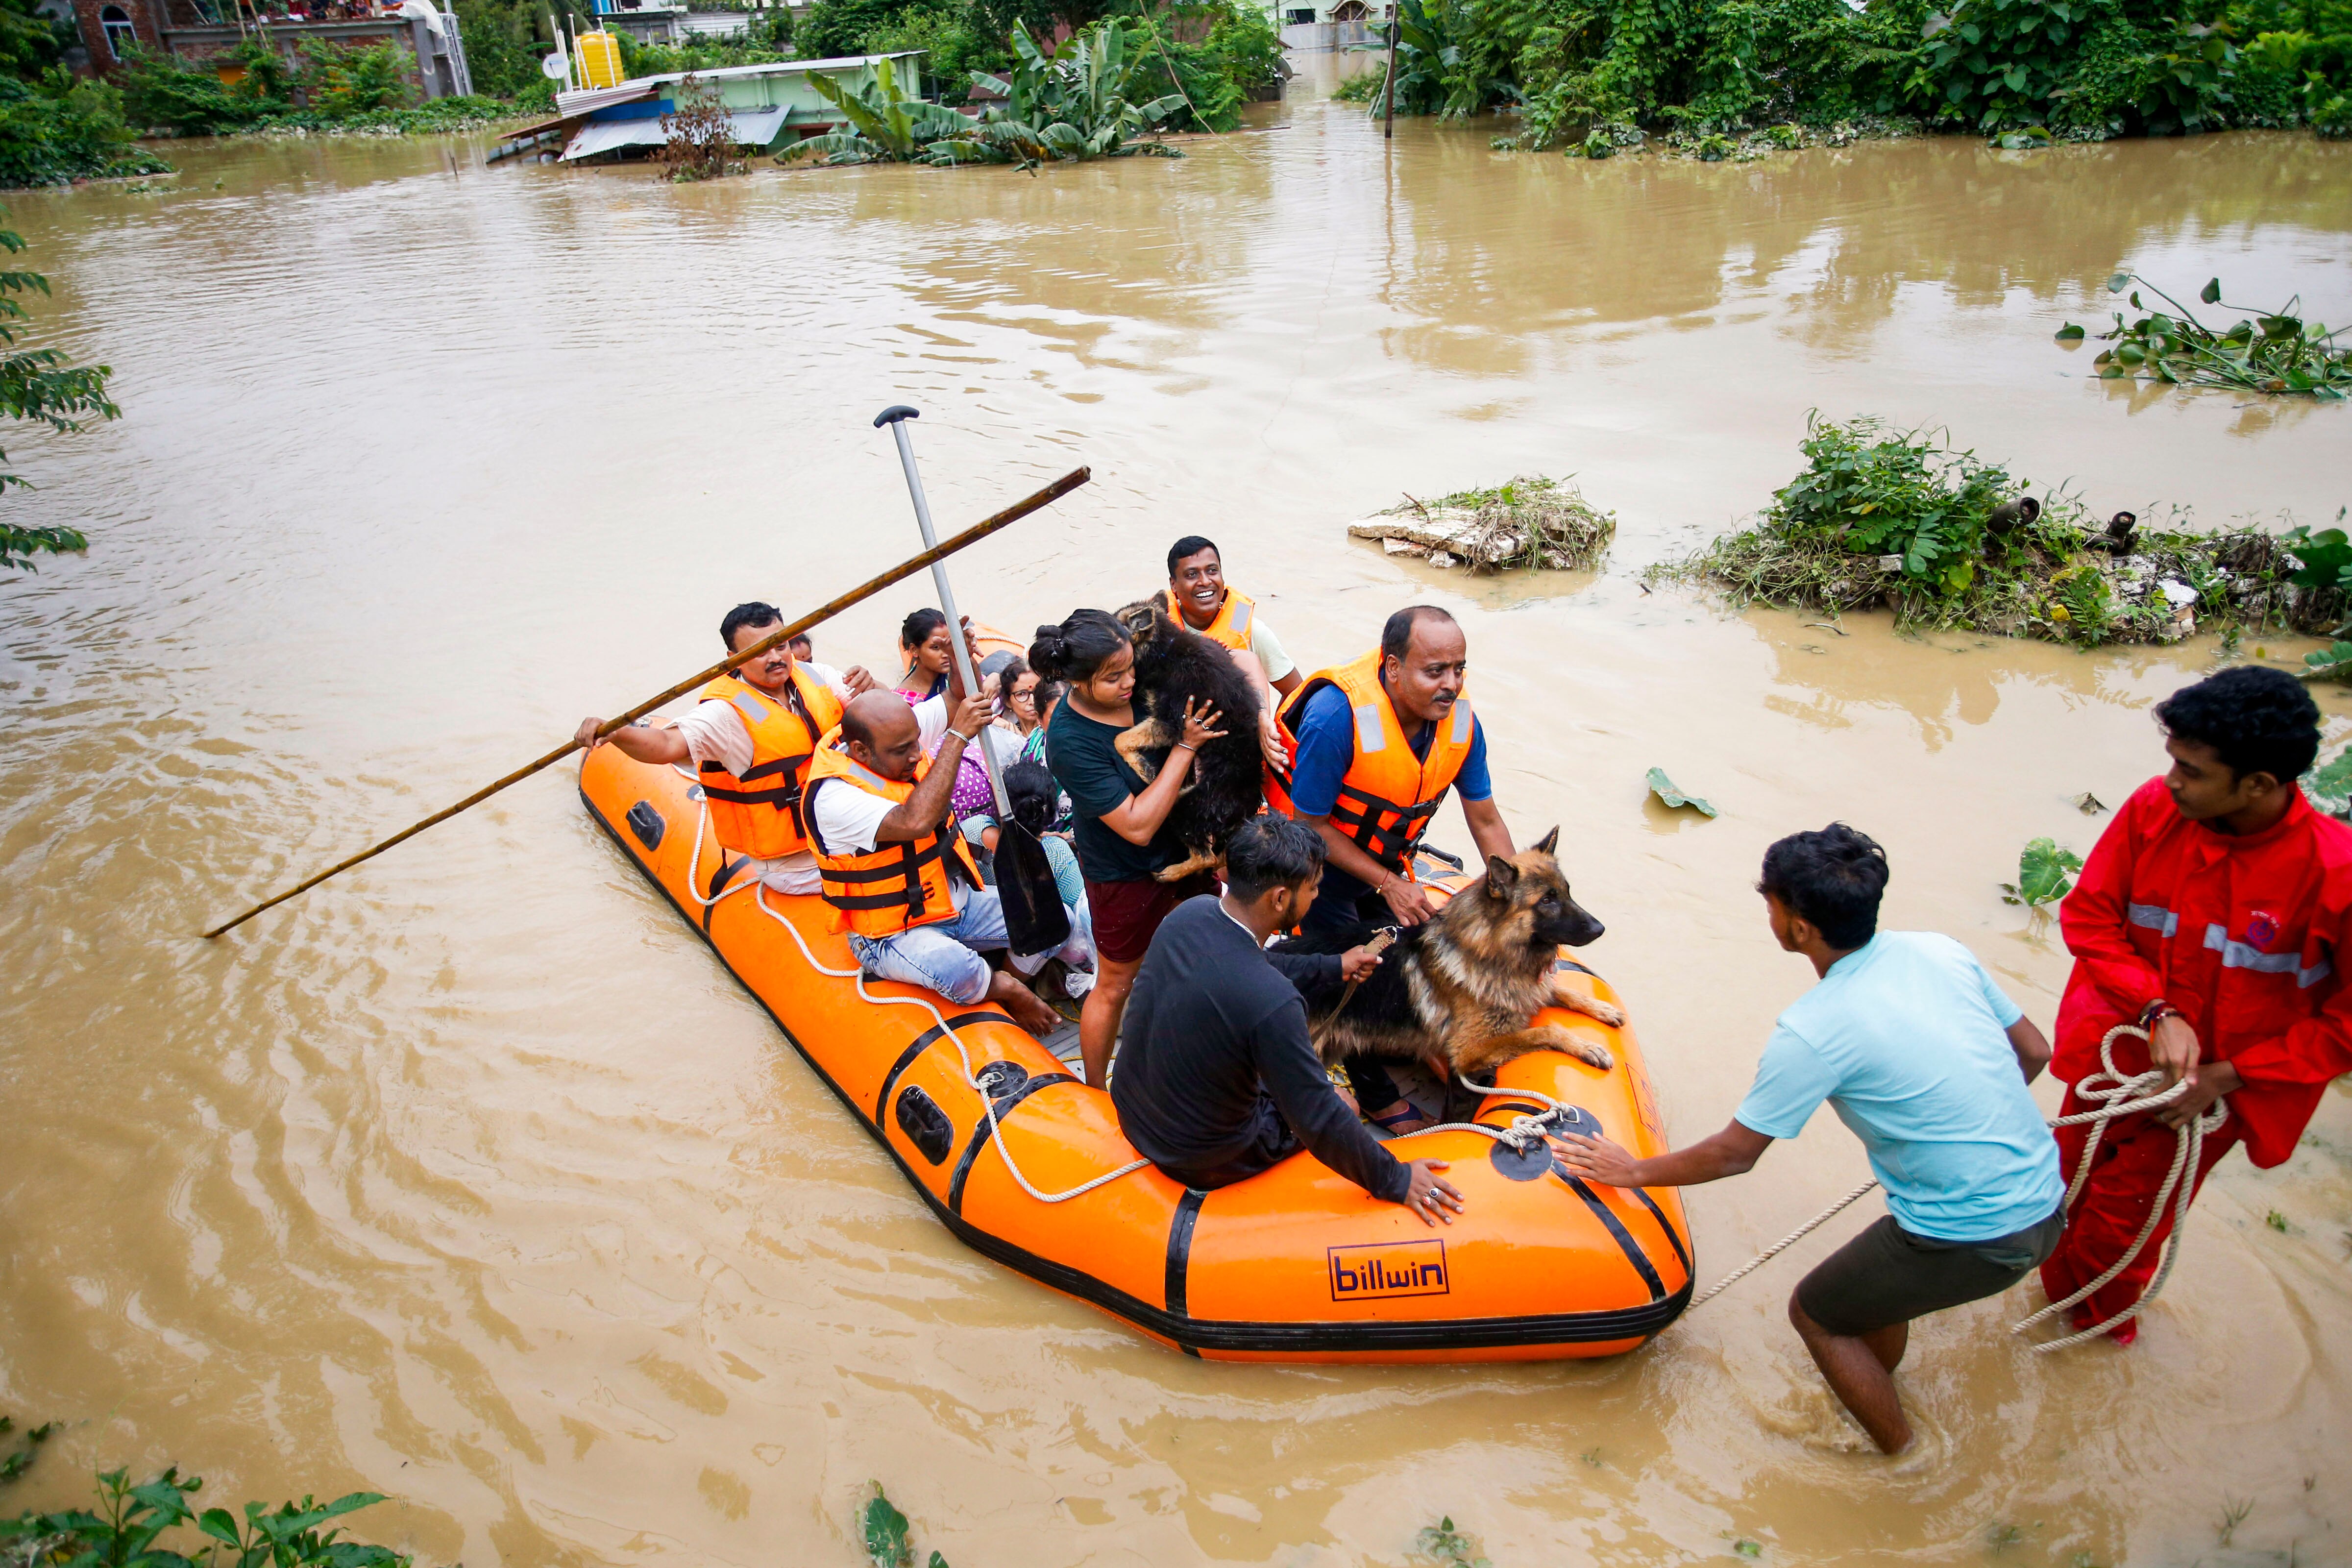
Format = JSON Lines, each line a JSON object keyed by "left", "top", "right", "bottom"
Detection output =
{"left": 1, "top": 213, "right": 116, "bottom": 574}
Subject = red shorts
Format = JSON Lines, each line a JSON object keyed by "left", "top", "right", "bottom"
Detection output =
{"left": 1086, "top": 872, "right": 1218, "bottom": 965}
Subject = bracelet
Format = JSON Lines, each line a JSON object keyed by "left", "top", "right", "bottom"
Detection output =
{"left": 1173, "top": 741, "right": 1196, "bottom": 753}
{"left": 2139, "top": 999, "right": 2178, "bottom": 1029}
{"left": 946, "top": 728, "right": 975, "bottom": 745}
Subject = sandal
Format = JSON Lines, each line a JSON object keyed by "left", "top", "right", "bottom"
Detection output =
{"left": 1367, "top": 1101, "right": 1434, "bottom": 1135}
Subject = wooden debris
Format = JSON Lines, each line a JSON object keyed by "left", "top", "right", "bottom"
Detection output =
{"left": 1345, "top": 476, "right": 1616, "bottom": 573}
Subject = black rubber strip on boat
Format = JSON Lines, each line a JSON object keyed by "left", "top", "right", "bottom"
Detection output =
{"left": 948, "top": 1073, "right": 1078, "bottom": 1214}
{"left": 1553, "top": 1167, "right": 1668, "bottom": 1300}
{"left": 701, "top": 853, "right": 743, "bottom": 932}
{"left": 1624, "top": 1185, "right": 1692, "bottom": 1277}
{"left": 875, "top": 1011, "right": 1005, "bottom": 1123}
{"left": 1553, "top": 959, "right": 1597, "bottom": 976}
{"left": 585, "top": 788, "right": 1692, "bottom": 1353}
{"left": 1165, "top": 1188, "right": 1207, "bottom": 1323}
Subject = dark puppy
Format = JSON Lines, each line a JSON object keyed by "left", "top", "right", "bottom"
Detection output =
{"left": 1275, "top": 829, "right": 1621, "bottom": 1082}
{"left": 1111, "top": 598, "right": 1265, "bottom": 882}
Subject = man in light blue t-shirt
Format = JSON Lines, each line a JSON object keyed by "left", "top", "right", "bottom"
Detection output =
{"left": 1559, "top": 824, "right": 2064, "bottom": 1455}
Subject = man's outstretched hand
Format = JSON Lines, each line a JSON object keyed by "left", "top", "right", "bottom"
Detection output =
{"left": 1551, "top": 1130, "right": 1642, "bottom": 1187}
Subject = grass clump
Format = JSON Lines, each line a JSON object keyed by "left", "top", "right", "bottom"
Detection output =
{"left": 1661, "top": 413, "right": 2335, "bottom": 648}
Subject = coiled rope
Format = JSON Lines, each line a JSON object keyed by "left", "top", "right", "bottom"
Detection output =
{"left": 1677, "top": 1024, "right": 2223, "bottom": 1348}
{"left": 2010, "top": 1023, "right": 2224, "bottom": 1351}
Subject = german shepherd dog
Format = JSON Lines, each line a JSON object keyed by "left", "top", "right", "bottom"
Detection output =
{"left": 1274, "top": 829, "right": 1622, "bottom": 1082}
{"left": 1109, "top": 598, "right": 1266, "bottom": 882}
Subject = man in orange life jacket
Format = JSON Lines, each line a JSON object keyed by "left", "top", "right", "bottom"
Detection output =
{"left": 573, "top": 602, "right": 884, "bottom": 894}
{"left": 2042, "top": 665, "right": 2352, "bottom": 1344}
{"left": 1165, "top": 535, "right": 1299, "bottom": 770}
{"left": 1269, "top": 604, "right": 1521, "bottom": 1131}
{"left": 806, "top": 686, "right": 1083, "bottom": 1038}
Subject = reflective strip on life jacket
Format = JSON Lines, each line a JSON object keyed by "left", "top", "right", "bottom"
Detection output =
{"left": 2129, "top": 902, "right": 2181, "bottom": 938}
{"left": 2203, "top": 922, "right": 2334, "bottom": 987}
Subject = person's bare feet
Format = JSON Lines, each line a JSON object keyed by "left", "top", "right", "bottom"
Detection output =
{"left": 988, "top": 972, "right": 1065, "bottom": 1037}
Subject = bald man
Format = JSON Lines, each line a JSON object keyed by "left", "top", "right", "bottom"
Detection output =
{"left": 806, "top": 687, "right": 1085, "bottom": 1036}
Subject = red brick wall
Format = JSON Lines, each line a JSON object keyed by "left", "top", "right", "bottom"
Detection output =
{"left": 73, "top": 0, "right": 160, "bottom": 72}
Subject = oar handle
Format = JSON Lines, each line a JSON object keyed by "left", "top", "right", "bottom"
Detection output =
{"left": 884, "top": 409, "right": 1015, "bottom": 820}
{"left": 201, "top": 466, "right": 1089, "bottom": 938}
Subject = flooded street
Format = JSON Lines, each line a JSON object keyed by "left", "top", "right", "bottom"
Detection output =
{"left": 3, "top": 67, "right": 2350, "bottom": 1565}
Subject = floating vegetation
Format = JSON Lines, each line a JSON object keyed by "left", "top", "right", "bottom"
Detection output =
{"left": 1, "top": 1465, "right": 406, "bottom": 1568}
{"left": 1661, "top": 414, "right": 2344, "bottom": 648}
{"left": 864, "top": 1484, "right": 951, "bottom": 1568}
{"left": 1414, "top": 1516, "right": 1494, "bottom": 1568}
{"left": 1646, "top": 768, "right": 1717, "bottom": 818}
{"left": 2303, "top": 746, "right": 2352, "bottom": 818}
{"left": 2001, "top": 838, "right": 2082, "bottom": 906}
{"left": 1347, "top": 475, "right": 1616, "bottom": 571}
{"left": 2060, "top": 272, "right": 2352, "bottom": 400}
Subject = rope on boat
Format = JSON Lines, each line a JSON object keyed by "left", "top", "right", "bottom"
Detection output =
{"left": 740, "top": 868, "right": 1151, "bottom": 1206}
{"left": 1675, "top": 1025, "right": 2221, "bottom": 1348}
{"left": 681, "top": 807, "right": 2224, "bottom": 1319}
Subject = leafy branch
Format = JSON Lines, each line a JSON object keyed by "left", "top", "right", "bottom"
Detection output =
{"left": 1, "top": 213, "right": 114, "bottom": 574}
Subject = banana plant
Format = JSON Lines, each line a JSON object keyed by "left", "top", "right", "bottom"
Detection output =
{"left": 784, "top": 57, "right": 972, "bottom": 165}
{"left": 927, "top": 22, "right": 1185, "bottom": 166}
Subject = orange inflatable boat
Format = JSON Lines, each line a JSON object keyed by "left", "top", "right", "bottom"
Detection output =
{"left": 580, "top": 713, "right": 1693, "bottom": 1363}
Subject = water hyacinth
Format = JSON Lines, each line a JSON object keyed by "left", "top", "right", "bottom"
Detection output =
{"left": 2059, "top": 271, "right": 2352, "bottom": 400}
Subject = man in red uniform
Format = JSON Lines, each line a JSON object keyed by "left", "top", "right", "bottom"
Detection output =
{"left": 2046, "top": 665, "right": 2352, "bottom": 1342}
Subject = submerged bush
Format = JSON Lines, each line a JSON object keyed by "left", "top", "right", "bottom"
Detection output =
{"left": 1358, "top": 0, "right": 2352, "bottom": 142}
{"left": 1663, "top": 413, "right": 2336, "bottom": 647}
{"left": 0, "top": 69, "right": 169, "bottom": 186}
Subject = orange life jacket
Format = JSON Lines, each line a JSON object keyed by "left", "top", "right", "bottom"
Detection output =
{"left": 1266, "top": 649, "right": 1475, "bottom": 875}
{"left": 695, "top": 667, "right": 844, "bottom": 860}
{"left": 804, "top": 728, "right": 982, "bottom": 938}
{"left": 1161, "top": 585, "right": 1257, "bottom": 652}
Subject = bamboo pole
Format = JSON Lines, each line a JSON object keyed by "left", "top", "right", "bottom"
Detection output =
{"left": 202, "top": 466, "right": 1091, "bottom": 939}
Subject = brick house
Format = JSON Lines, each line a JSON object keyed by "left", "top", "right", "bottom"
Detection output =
{"left": 64, "top": 0, "right": 473, "bottom": 102}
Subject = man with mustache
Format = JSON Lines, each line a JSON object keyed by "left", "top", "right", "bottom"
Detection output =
{"left": 574, "top": 602, "right": 883, "bottom": 895}
{"left": 1268, "top": 604, "right": 1519, "bottom": 1132}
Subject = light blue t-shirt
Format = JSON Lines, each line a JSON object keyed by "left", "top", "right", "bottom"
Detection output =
{"left": 1734, "top": 931, "right": 2064, "bottom": 1243}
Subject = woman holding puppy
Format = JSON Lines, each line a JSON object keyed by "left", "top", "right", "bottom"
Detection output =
{"left": 1032, "top": 609, "right": 1225, "bottom": 1090}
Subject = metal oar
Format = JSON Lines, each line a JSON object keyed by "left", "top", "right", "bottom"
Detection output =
{"left": 202, "top": 467, "right": 1091, "bottom": 939}
{"left": 877, "top": 405, "right": 1071, "bottom": 957}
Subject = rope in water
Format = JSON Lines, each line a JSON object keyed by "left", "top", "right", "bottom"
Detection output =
{"left": 1681, "top": 1024, "right": 2223, "bottom": 1349}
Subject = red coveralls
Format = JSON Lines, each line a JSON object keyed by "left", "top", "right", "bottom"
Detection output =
{"left": 2046, "top": 777, "right": 2352, "bottom": 1332}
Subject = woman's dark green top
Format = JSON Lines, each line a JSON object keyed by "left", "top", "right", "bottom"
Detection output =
{"left": 1043, "top": 697, "right": 1184, "bottom": 883}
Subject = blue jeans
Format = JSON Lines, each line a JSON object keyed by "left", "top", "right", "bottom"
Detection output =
{"left": 848, "top": 888, "right": 1088, "bottom": 1006}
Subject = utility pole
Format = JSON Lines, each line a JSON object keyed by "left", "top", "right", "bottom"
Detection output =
{"left": 1381, "top": 1, "right": 1397, "bottom": 140}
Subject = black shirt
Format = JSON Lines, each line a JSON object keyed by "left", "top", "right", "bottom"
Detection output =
{"left": 1044, "top": 697, "right": 1186, "bottom": 884}
{"left": 1112, "top": 896, "right": 1410, "bottom": 1203}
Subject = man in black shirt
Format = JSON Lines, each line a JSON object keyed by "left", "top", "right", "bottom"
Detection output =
{"left": 1111, "top": 816, "right": 1469, "bottom": 1224}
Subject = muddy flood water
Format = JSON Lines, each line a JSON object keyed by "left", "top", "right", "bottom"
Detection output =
{"left": 3, "top": 63, "right": 2350, "bottom": 1567}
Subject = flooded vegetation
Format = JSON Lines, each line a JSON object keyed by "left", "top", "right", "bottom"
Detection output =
{"left": 1671, "top": 412, "right": 2338, "bottom": 645}
{"left": 0, "top": 78, "right": 2348, "bottom": 1568}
